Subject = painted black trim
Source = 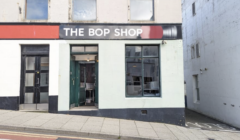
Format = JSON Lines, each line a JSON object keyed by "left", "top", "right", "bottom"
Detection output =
{"left": 59, "top": 108, "right": 185, "bottom": 126}
{"left": 0, "top": 96, "right": 19, "bottom": 110}
{"left": 49, "top": 96, "right": 58, "bottom": 113}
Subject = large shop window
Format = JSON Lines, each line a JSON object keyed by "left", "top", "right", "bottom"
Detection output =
{"left": 72, "top": 0, "right": 97, "bottom": 21}
{"left": 126, "top": 45, "right": 160, "bottom": 97}
{"left": 130, "top": 0, "right": 154, "bottom": 21}
{"left": 26, "top": 0, "right": 48, "bottom": 20}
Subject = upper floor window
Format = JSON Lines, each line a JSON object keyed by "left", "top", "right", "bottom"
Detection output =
{"left": 196, "top": 43, "right": 200, "bottom": 57}
{"left": 192, "top": 2, "right": 196, "bottom": 16}
{"left": 130, "top": 0, "right": 154, "bottom": 21}
{"left": 191, "top": 46, "right": 195, "bottom": 59}
{"left": 26, "top": 0, "right": 48, "bottom": 20}
{"left": 72, "top": 0, "right": 97, "bottom": 21}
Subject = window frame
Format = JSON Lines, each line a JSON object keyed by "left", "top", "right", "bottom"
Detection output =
{"left": 70, "top": 45, "right": 98, "bottom": 55}
{"left": 128, "top": 0, "right": 155, "bottom": 22}
{"left": 193, "top": 75, "right": 200, "bottom": 102}
{"left": 125, "top": 45, "right": 161, "bottom": 98}
{"left": 70, "top": 0, "right": 98, "bottom": 22}
{"left": 25, "top": 0, "right": 49, "bottom": 21}
{"left": 191, "top": 46, "right": 195, "bottom": 59}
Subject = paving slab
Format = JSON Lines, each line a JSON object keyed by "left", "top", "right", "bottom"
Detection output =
{"left": 60, "top": 121, "right": 84, "bottom": 131}
{"left": 135, "top": 121, "right": 153, "bottom": 129}
{"left": 101, "top": 124, "right": 119, "bottom": 135}
{"left": 137, "top": 128, "right": 158, "bottom": 138}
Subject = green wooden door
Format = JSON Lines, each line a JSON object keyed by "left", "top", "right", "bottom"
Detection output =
{"left": 79, "top": 64, "right": 86, "bottom": 106}
{"left": 70, "top": 56, "right": 76, "bottom": 107}
{"left": 75, "top": 62, "right": 80, "bottom": 107}
{"left": 95, "top": 59, "right": 98, "bottom": 104}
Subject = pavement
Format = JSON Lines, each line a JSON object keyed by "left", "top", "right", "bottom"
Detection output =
{"left": 0, "top": 110, "right": 240, "bottom": 140}
{"left": 185, "top": 109, "right": 239, "bottom": 131}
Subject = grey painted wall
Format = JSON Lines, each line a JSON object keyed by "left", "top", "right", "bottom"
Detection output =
{"left": 182, "top": 0, "right": 240, "bottom": 128}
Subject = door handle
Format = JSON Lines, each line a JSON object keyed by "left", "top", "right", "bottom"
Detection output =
{"left": 73, "top": 79, "right": 75, "bottom": 85}
{"left": 36, "top": 78, "right": 39, "bottom": 84}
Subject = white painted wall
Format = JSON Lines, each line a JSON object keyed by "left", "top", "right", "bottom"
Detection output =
{"left": 182, "top": 0, "right": 240, "bottom": 128}
{"left": 0, "top": 0, "right": 182, "bottom": 23}
{"left": 0, "top": 42, "right": 21, "bottom": 97}
{"left": 0, "top": 40, "right": 184, "bottom": 111}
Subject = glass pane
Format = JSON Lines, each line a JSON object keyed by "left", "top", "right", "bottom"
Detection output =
{"left": 40, "top": 73, "right": 48, "bottom": 86}
{"left": 72, "top": 46, "right": 85, "bottom": 52}
{"left": 26, "top": 57, "right": 35, "bottom": 70}
{"left": 130, "top": 0, "right": 154, "bottom": 21}
{"left": 24, "top": 93, "right": 34, "bottom": 103}
{"left": 72, "top": 0, "right": 97, "bottom": 21}
{"left": 143, "top": 58, "right": 160, "bottom": 96}
{"left": 25, "top": 73, "right": 35, "bottom": 86}
{"left": 41, "top": 57, "right": 49, "bottom": 70}
{"left": 126, "top": 58, "right": 142, "bottom": 96}
{"left": 26, "top": 0, "right": 48, "bottom": 20}
{"left": 80, "top": 67, "right": 85, "bottom": 88}
{"left": 143, "top": 46, "right": 158, "bottom": 57}
{"left": 85, "top": 47, "right": 98, "bottom": 52}
{"left": 40, "top": 92, "right": 48, "bottom": 103}
{"left": 126, "top": 46, "right": 142, "bottom": 57}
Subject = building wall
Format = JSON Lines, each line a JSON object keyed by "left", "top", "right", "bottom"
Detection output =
{"left": 0, "top": 0, "right": 182, "bottom": 23}
{"left": 0, "top": 40, "right": 184, "bottom": 111}
{"left": 182, "top": 0, "right": 240, "bottom": 128}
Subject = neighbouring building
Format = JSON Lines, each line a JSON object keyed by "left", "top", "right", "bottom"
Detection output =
{"left": 182, "top": 0, "right": 240, "bottom": 128}
{"left": 0, "top": 0, "right": 184, "bottom": 125}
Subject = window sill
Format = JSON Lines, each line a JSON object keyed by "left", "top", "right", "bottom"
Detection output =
{"left": 70, "top": 20, "right": 98, "bottom": 23}
{"left": 128, "top": 20, "right": 155, "bottom": 23}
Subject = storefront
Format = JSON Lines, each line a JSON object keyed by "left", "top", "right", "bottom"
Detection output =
{"left": 0, "top": 23, "right": 184, "bottom": 125}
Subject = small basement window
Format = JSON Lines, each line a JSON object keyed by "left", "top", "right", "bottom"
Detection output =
{"left": 26, "top": 0, "right": 48, "bottom": 20}
{"left": 72, "top": 0, "right": 97, "bottom": 21}
{"left": 130, "top": 0, "right": 154, "bottom": 21}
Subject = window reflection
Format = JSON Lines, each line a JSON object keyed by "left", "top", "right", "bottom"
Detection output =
{"left": 126, "top": 46, "right": 160, "bottom": 97}
{"left": 126, "top": 58, "right": 142, "bottom": 96}
{"left": 26, "top": 0, "right": 48, "bottom": 20}
{"left": 72, "top": 0, "right": 97, "bottom": 21}
{"left": 143, "top": 58, "right": 160, "bottom": 96}
{"left": 130, "top": 0, "right": 154, "bottom": 21}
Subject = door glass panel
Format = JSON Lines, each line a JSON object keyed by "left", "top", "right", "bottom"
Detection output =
{"left": 41, "top": 57, "right": 49, "bottom": 70}
{"left": 25, "top": 73, "right": 35, "bottom": 86}
{"left": 85, "top": 47, "right": 98, "bottom": 52}
{"left": 40, "top": 92, "right": 48, "bottom": 103}
{"left": 24, "top": 93, "right": 34, "bottom": 103}
{"left": 40, "top": 73, "right": 48, "bottom": 86}
{"left": 72, "top": 46, "right": 85, "bottom": 52}
{"left": 126, "top": 58, "right": 142, "bottom": 96}
{"left": 143, "top": 46, "right": 158, "bottom": 57}
{"left": 26, "top": 57, "right": 35, "bottom": 70}
{"left": 80, "top": 67, "right": 85, "bottom": 88}
{"left": 143, "top": 58, "right": 160, "bottom": 96}
{"left": 126, "top": 46, "right": 142, "bottom": 57}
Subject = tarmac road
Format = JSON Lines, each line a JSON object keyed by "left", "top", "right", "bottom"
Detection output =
{"left": 185, "top": 109, "right": 239, "bottom": 132}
